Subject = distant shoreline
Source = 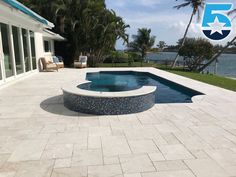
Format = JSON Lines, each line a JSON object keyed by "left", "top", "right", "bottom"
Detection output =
{"left": 148, "top": 51, "right": 236, "bottom": 54}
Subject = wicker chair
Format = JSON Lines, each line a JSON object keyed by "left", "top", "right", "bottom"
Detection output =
{"left": 53, "top": 56, "right": 64, "bottom": 68}
{"left": 74, "top": 56, "right": 87, "bottom": 68}
{"left": 40, "top": 57, "right": 58, "bottom": 72}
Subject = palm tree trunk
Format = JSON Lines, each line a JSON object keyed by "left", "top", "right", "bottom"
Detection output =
{"left": 60, "top": 16, "right": 66, "bottom": 33}
{"left": 141, "top": 51, "right": 145, "bottom": 67}
{"left": 198, "top": 36, "right": 236, "bottom": 72}
{"left": 172, "top": 9, "right": 195, "bottom": 68}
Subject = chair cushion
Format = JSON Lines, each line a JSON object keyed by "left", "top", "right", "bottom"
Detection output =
{"left": 79, "top": 56, "right": 87, "bottom": 63}
{"left": 44, "top": 55, "right": 53, "bottom": 63}
{"left": 53, "top": 56, "right": 60, "bottom": 63}
{"left": 57, "top": 56, "right": 64, "bottom": 62}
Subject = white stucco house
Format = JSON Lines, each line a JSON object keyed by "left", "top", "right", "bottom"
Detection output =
{"left": 0, "top": 0, "right": 64, "bottom": 85}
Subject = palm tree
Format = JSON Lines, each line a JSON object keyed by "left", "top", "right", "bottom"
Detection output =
{"left": 18, "top": 0, "right": 56, "bottom": 22}
{"left": 18, "top": 0, "right": 129, "bottom": 66}
{"left": 129, "top": 28, "right": 155, "bottom": 66}
{"left": 88, "top": 9, "right": 129, "bottom": 65}
{"left": 172, "top": 0, "right": 205, "bottom": 68}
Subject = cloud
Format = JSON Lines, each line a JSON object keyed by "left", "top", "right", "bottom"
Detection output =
{"left": 106, "top": 0, "right": 236, "bottom": 49}
{"left": 138, "top": 0, "right": 162, "bottom": 7}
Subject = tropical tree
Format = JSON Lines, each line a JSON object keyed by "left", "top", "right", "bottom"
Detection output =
{"left": 198, "top": 37, "right": 236, "bottom": 72}
{"left": 157, "top": 41, "right": 166, "bottom": 51}
{"left": 18, "top": 0, "right": 55, "bottom": 22}
{"left": 86, "top": 8, "right": 129, "bottom": 66}
{"left": 178, "top": 38, "right": 214, "bottom": 71}
{"left": 172, "top": 0, "right": 205, "bottom": 68}
{"left": 128, "top": 28, "right": 155, "bottom": 66}
{"left": 18, "top": 0, "right": 129, "bottom": 66}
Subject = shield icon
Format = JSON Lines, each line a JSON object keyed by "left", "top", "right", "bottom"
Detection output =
{"left": 202, "top": 3, "right": 232, "bottom": 41}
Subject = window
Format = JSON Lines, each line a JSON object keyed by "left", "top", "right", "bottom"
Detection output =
{"left": 12, "top": 26, "right": 23, "bottom": 74}
{"left": 44, "top": 40, "right": 51, "bottom": 52}
{"left": 0, "top": 34, "right": 2, "bottom": 80}
{"left": 30, "top": 31, "right": 36, "bottom": 70}
{"left": 0, "top": 23, "right": 14, "bottom": 78}
{"left": 22, "top": 28, "right": 30, "bottom": 72}
{"left": 0, "top": 62, "right": 2, "bottom": 80}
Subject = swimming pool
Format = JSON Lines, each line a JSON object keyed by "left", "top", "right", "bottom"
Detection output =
{"left": 63, "top": 70, "right": 203, "bottom": 115}
{"left": 78, "top": 71, "right": 202, "bottom": 104}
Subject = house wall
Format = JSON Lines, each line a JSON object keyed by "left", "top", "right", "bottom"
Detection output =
{"left": 35, "top": 33, "right": 44, "bottom": 61}
{"left": 0, "top": 1, "right": 52, "bottom": 86}
{"left": 43, "top": 38, "right": 55, "bottom": 56}
{"left": 35, "top": 32, "right": 45, "bottom": 71}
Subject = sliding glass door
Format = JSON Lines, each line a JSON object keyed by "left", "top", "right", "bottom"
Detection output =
{"left": 0, "top": 22, "right": 38, "bottom": 84}
{"left": 0, "top": 23, "right": 14, "bottom": 78}
{"left": 12, "top": 26, "right": 23, "bottom": 74}
{"left": 0, "top": 62, "right": 2, "bottom": 81}
{"left": 0, "top": 28, "right": 3, "bottom": 81}
{"left": 30, "top": 31, "right": 36, "bottom": 70}
{"left": 22, "top": 29, "right": 31, "bottom": 72}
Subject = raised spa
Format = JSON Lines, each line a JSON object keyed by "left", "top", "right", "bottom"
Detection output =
{"left": 62, "top": 71, "right": 202, "bottom": 115}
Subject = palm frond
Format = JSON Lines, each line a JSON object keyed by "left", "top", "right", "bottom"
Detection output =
{"left": 228, "top": 9, "right": 236, "bottom": 15}
{"left": 174, "top": 2, "right": 191, "bottom": 9}
{"left": 227, "top": 9, "right": 236, "bottom": 21}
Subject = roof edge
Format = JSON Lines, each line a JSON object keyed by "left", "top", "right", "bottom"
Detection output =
{"left": 2, "top": 0, "right": 54, "bottom": 28}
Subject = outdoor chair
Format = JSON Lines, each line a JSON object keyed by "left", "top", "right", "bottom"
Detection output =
{"left": 40, "top": 57, "right": 58, "bottom": 72}
{"left": 53, "top": 56, "right": 64, "bottom": 68}
{"left": 74, "top": 56, "right": 87, "bottom": 68}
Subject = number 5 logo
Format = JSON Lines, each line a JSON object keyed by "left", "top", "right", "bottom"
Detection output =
{"left": 202, "top": 3, "right": 233, "bottom": 41}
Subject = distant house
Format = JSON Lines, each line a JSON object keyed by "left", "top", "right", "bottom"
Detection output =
{"left": 0, "top": 0, "right": 64, "bottom": 85}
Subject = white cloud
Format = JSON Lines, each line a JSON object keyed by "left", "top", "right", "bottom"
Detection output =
{"left": 106, "top": 0, "right": 236, "bottom": 48}
{"left": 139, "top": 0, "right": 162, "bottom": 7}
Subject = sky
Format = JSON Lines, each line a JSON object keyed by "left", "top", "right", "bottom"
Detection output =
{"left": 105, "top": 0, "right": 236, "bottom": 50}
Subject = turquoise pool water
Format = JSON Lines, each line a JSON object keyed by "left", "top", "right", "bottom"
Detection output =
{"left": 79, "top": 71, "right": 202, "bottom": 104}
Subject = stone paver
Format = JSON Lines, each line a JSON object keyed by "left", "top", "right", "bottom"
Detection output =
{"left": 119, "top": 154, "right": 156, "bottom": 173}
{"left": 128, "top": 140, "right": 159, "bottom": 153}
{"left": 18, "top": 161, "right": 54, "bottom": 177}
{"left": 51, "top": 166, "right": 87, "bottom": 177}
{"left": 148, "top": 152, "right": 165, "bottom": 162}
{"left": 154, "top": 160, "right": 188, "bottom": 171}
{"left": 185, "top": 159, "right": 230, "bottom": 177}
{"left": 88, "top": 164, "right": 122, "bottom": 177}
{"left": 102, "top": 136, "right": 131, "bottom": 157}
{"left": 41, "top": 144, "right": 73, "bottom": 159}
{"left": 8, "top": 140, "right": 48, "bottom": 162}
{"left": 54, "top": 158, "right": 71, "bottom": 168}
{"left": 158, "top": 144, "right": 194, "bottom": 160}
{"left": 0, "top": 68, "right": 236, "bottom": 176}
{"left": 142, "top": 170, "right": 196, "bottom": 177}
{"left": 72, "top": 149, "right": 103, "bottom": 166}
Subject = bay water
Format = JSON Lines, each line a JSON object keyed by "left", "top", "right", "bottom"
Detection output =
{"left": 147, "top": 52, "right": 236, "bottom": 78}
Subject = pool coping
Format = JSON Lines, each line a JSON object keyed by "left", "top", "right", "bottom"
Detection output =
{"left": 62, "top": 69, "right": 203, "bottom": 101}
{"left": 62, "top": 70, "right": 158, "bottom": 115}
{"left": 61, "top": 67, "right": 236, "bottom": 105}
{"left": 62, "top": 80, "right": 157, "bottom": 98}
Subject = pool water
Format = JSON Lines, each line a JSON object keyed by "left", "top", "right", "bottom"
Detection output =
{"left": 79, "top": 71, "right": 202, "bottom": 103}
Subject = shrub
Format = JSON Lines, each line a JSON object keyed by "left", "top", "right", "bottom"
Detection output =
{"left": 126, "top": 52, "right": 142, "bottom": 62}
{"left": 178, "top": 38, "right": 214, "bottom": 71}
{"left": 104, "top": 51, "right": 129, "bottom": 63}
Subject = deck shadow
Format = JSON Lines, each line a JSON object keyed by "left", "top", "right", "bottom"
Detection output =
{"left": 40, "top": 95, "right": 94, "bottom": 117}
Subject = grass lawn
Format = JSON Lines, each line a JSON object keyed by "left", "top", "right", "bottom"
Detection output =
{"left": 97, "top": 62, "right": 158, "bottom": 67}
{"left": 166, "top": 70, "right": 236, "bottom": 92}
{"left": 97, "top": 62, "right": 236, "bottom": 92}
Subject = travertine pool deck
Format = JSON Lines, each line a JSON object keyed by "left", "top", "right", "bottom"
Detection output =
{"left": 0, "top": 67, "right": 236, "bottom": 177}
